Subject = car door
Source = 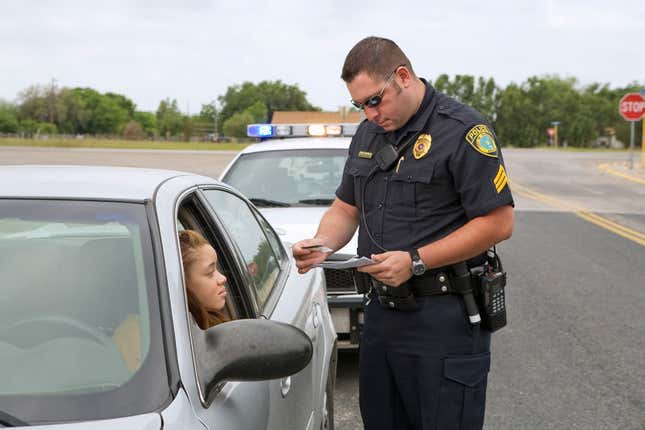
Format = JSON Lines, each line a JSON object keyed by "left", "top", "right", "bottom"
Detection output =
{"left": 200, "top": 187, "right": 320, "bottom": 429}
{"left": 175, "top": 191, "right": 274, "bottom": 430}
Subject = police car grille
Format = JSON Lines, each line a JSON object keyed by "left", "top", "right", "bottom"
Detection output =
{"left": 323, "top": 268, "right": 356, "bottom": 294}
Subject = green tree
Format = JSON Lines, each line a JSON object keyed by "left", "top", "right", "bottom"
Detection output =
{"left": 17, "top": 84, "right": 49, "bottom": 123}
{"left": 218, "top": 80, "right": 319, "bottom": 132}
{"left": 18, "top": 119, "right": 39, "bottom": 135}
{"left": 199, "top": 103, "right": 217, "bottom": 122}
{"left": 71, "top": 88, "right": 130, "bottom": 134}
{"left": 105, "top": 92, "right": 136, "bottom": 117}
{"left": 0, "top": 102, "right": 19, "bottom": 133}
{"left": 56, "top": 88, "right": 89, "bottom": 134}
{"left": 38, "top": 122, "right": 58, "bottom": 135}
{"left": 133, "top": 111, "right": 158, "bottom": 137}
{"left": 222, "top": 111, "right": 254, "bottom": 138}
{"left": 156, "top": 98, "right": 183, "bottom": 138}
{"left": 432, "top": 74, "right": 500, "bottom": 121}
{"left": 495, "top": 83, "right": 539, "bottom": 147}
{"left": 245, "top": 100, "right": 268, "bottom": 123}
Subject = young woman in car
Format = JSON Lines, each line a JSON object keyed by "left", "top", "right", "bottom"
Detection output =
{"left": 178, "top": 229, "right": 229, "bottom": 329}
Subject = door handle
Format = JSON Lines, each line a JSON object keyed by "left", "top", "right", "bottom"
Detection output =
{"left": 280, "top": 376, "right": 292, "bottom": 398}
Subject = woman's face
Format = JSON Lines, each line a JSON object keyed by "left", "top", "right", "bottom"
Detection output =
{"left": 186, "top": 244, "right": 227, "bottom": 311}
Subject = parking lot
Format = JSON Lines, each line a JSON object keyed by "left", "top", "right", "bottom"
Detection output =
{"left": 2, "top": 146, "right": 644, "bottom": 429}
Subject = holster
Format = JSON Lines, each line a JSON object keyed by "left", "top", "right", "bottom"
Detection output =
{"left": 373, "top": 279, "right": 418, "bottom": 311}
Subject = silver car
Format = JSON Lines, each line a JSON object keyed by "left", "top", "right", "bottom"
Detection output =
{"left": 0, "top": 166, "right": 337, "bottom": 429}
{"left": 220, "top": 138, "right": 364, "bottom": 348}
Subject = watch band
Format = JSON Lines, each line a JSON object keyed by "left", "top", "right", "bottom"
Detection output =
{"left": 408, "top": 249, "right": 426, "bottom": 276}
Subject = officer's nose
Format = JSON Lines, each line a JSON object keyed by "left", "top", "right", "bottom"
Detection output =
{"left": 364, "top": 105, "right": 379, "bottom": 122}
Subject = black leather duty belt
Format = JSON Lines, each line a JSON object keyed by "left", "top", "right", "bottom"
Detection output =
{"left": 408, "top": 271, "right": 454, "bottom": 296}
{"left": 370, "top": 270, "right": 455, "bottom": 297}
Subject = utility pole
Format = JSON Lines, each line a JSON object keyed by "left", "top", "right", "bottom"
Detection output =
{"left": 212, "top": 101, "right": 219, "bottom": 141}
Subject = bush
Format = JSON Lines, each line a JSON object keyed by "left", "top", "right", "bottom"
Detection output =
{"left": 123, "top": 120, "right": 145, "bottom": 140}
{"left": 38, "top": 122, "right": 59, "bottom": 135}
{"left": 223, "top": 111, "right": 254, "bottom": 138}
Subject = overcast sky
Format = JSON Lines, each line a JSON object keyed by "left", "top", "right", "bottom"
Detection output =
{"left": 1, "top": 0, "right": 643, "bottom": 113}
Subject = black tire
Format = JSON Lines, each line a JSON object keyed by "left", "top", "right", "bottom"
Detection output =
{"left": 322, "top": 369, "right": 335, "bottom": 430}
{"left": 322, "top": 346, "right": 337, "bottom": 430}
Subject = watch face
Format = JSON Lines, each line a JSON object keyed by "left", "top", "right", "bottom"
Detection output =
{"left": 413, "top": 261, "right": 426, "bottom": 275}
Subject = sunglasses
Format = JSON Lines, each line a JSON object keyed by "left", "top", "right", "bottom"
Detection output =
{"left": 350, "top": 65, "right": 404, "bottom": 111}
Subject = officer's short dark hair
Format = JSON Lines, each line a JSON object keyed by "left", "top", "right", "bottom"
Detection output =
{"left": 341, "top": 36, "right": 415, "bottom": 83}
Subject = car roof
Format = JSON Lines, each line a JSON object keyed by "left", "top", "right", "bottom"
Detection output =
{"left": 0, "top": 165, "right": 216, "bottom": 201}
{"left": 240, "top": 137, "right": 351, "bottom": 154}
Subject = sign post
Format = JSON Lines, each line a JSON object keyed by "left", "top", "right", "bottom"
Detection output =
{"left": 618, "top": 92, "right": 645, "bottom": 169}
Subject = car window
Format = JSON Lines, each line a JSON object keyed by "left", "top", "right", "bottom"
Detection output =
{"left": 202, "top": 189, "right": 281, "bottom": 309}
{"left": 222, "top": 149, "right": 347, "bottom": 206}
{"left": 0, "top": 199, "right": 169, "bottom": 423}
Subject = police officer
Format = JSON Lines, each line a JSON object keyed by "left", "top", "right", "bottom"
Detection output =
{"left": 293, "top": 36, "right": 514, "bottom": 430}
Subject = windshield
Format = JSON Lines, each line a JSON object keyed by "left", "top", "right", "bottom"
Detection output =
{"left": 222, "top": 148, "right": 348, "bottom": 206}
{"left": 0, "top": 199, "right": 170, "bottom": 424}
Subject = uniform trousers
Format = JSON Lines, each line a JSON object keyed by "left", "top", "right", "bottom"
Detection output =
{"left": 359, "top": 293, "right": 491, "bottom": 430}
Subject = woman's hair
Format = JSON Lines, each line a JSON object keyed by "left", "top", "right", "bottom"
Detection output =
{"left": 178, "top": 229, "right": 228, "bottom": 330}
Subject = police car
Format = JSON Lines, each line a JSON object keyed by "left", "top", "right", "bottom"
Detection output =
{"left": 220, "top": 123, "right": 364, "bottom": 348}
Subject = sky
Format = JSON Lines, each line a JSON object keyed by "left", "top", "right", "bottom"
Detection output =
{"left": 1, "top": 0, "right": 644, "bottom": 114}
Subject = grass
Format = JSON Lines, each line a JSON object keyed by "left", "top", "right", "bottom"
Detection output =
{"left": 2, "top": 137, "right": 637, "bottom": 154}
{"left": 0, "top": 137, "right": 250, "bottom": 152}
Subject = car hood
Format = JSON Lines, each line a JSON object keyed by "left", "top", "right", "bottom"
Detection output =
{"left": 260, "top": 207, "right": 358, "bottom": 256}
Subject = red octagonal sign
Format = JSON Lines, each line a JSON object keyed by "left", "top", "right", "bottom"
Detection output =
{"left": 619, "top": 92, "right": 645, "bottom": 121}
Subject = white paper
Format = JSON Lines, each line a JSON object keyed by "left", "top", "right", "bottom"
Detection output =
{"left": 313, "top": 256, "right": 375, "bottom": 270}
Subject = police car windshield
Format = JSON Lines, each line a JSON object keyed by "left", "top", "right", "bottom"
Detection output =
{"left": 223, "top": 149, "right": 348, "bottom": 207}
{"left": 0, "top": 199, "right": 170, "bottom": 424}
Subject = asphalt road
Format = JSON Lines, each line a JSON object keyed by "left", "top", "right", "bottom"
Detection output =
{"left": 2, "top": 146, "right": 644, "bottom": 429}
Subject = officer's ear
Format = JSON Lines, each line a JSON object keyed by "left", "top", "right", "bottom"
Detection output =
{"left": 395, "top": 66, "right": 413, "bottom": 88}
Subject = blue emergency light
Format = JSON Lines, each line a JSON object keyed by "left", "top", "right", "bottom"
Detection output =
{"left": 247, "top": 124, "right": 275, "bottom": 138}
{"left": 246, "top": 122, "right": 358, "bottom": 139}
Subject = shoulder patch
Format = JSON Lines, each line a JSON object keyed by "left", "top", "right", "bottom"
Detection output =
{"left": 465, "top": 124, "right": 498, "bottom": 158}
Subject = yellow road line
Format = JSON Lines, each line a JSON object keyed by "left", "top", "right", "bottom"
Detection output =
{"left": 597, "top": 163, "right": 645, "bottom": 185}
{"left": 511, "top": 181, "right": 645, "bottom": 246}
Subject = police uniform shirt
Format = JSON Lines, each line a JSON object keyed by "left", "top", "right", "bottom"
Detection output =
{"left": 336, "top": 80, "right": 515, "bottom": 257}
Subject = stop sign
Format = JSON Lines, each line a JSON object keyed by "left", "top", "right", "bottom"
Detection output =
{"left": 619, "top": 92, "right": 645, "bottom": 121}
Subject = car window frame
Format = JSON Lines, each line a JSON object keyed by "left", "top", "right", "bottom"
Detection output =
{"left": 197, "top": 187, "right": 291, "bottom": 318}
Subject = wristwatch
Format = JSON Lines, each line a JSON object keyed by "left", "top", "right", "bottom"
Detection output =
{"left": 408, "top": 249, "right": 427, "bottom": 276}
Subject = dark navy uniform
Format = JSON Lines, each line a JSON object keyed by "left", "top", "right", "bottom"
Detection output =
{"left": 336, "top": 80, "right": 514, "bottom": 429}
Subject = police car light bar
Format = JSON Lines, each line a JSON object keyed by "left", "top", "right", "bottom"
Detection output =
{"left": 247, "top": 124, "right": 275, "bottom": 138}
{"left": 246, "top": 123, "right": 358, "bottom": 138}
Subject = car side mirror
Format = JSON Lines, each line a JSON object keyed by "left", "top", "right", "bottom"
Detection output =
{"left": 201, "top": 319, "right": 312, "bottom": 403}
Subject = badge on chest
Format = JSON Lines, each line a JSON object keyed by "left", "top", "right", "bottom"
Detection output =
{"left": 413, "top": 133, "right": 432, "bottom": 159}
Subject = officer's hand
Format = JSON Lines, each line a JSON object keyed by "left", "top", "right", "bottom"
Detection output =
{"left": 292, "top": 239, "right": 331, "bottom": 274}
{"left": 358, "top": 251, "right": 412, "bottom": 287}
